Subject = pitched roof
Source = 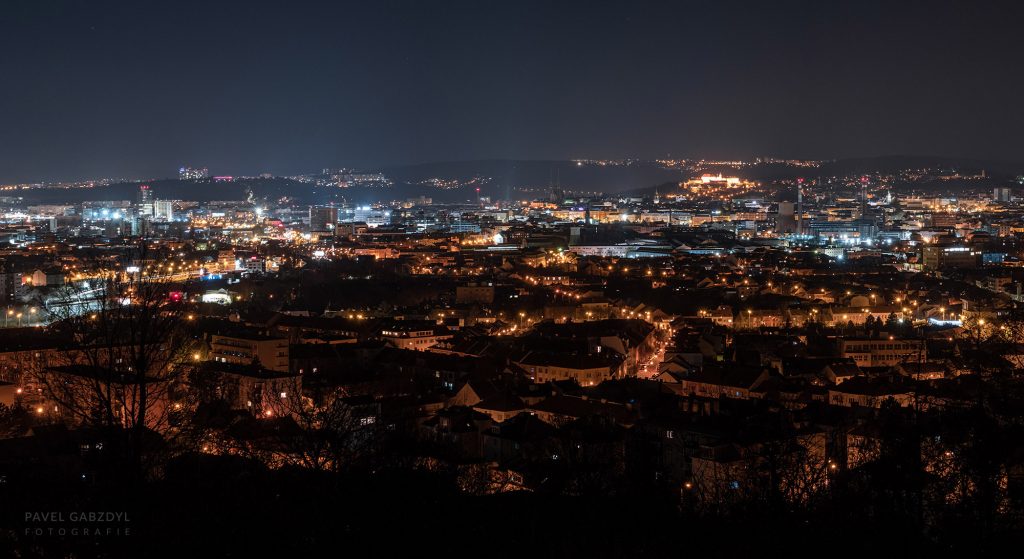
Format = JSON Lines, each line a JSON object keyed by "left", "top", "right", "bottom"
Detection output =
{"left": 515, "top": 351, "right": 622, "bottom": 371}
{"left": 474, "top": 393, "right": 527, "bottom": 413}
{"left": 530, "top": 395, "right": 636, "bottom": 425}
{"left": 683, "top": 365, "right": 767, "bottom": 390}
{"left": 487, "top": 412, "right": 558, "bottom": 442}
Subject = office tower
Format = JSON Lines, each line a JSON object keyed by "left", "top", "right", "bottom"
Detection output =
{"left": 138, "top": 185, "right": 154, "bottom": 217}
{"left": 309, "top": 206, "right": 339, "bottom": 232}
{"left": 860, "top": 175, "right": 870, "bottom": 217}
{"left": 796, "top": 179, "right": 803, "bottom": 236}
{"left": 775, "top": 201, "right": 796, "bottom": 234}
{"left": 154, "top": 200, "right": 174, "bottom": 221}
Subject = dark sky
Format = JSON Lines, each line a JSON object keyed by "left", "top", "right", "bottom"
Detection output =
{"left": 1, "top": 0, "right": 1022, "bottom": 182}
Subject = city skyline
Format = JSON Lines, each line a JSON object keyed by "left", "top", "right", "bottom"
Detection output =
{"left": 4, "top": 2, "right": 1024, "bottom": 557}
{"left": 3, "top": 153, "right": 1022, "bottom": 189}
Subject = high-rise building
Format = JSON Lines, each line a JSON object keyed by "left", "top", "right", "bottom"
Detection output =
{"left": 993, "top": 187, "right": 1012, "bottom": 202}
{"left": 775, "top": 201, "right": 796, "bottom": 234}
{"left": 922, "top": 244, "right": 981, "bottom": 270}
{"left": 153, "top": 200, "right": 175, "bottom": 222}
{"left": 796, "top": 179, "right": 804, "bottom": 235}
{"left": 138, "top": 185, "right": 154, "bottom": 217}
{"left": 347, "top": 206, "right": 391, "bottom": 228}
{"left": 179, "top": 166, "right": 210, "bottom": 180}
{"left": 309, "top": 206, "right": 338, "bottom": 233}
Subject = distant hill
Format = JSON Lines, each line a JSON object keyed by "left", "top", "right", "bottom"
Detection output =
{"left": 816, "top": 155, "right": 1024, "bottom": 177}
{"left": 19, "top": 156, "right": 1024, "bottom": 205}
{"left": 21, "top": 161, "right": 689, "bottom": 205}
{"left": 25, "top": 178, "right": 311, "bottom": 205}
{"left": 378, "top": 159, "right": 688, "bottom": 200}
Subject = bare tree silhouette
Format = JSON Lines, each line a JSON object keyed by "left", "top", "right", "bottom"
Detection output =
{"left": 36, "top": 241, "right": 199, "bottom": 478}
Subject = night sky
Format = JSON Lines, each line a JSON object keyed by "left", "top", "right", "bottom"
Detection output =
{"left": 1, "top": 0, "right": 1022, "bottom": 182}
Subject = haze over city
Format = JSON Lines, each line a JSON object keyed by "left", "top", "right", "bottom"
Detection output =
{"left": 3, "top": 2, "right": 1024, "bottom": 558}
{"left": 2, "top": 0, "right": 1024, "bottom": 182}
